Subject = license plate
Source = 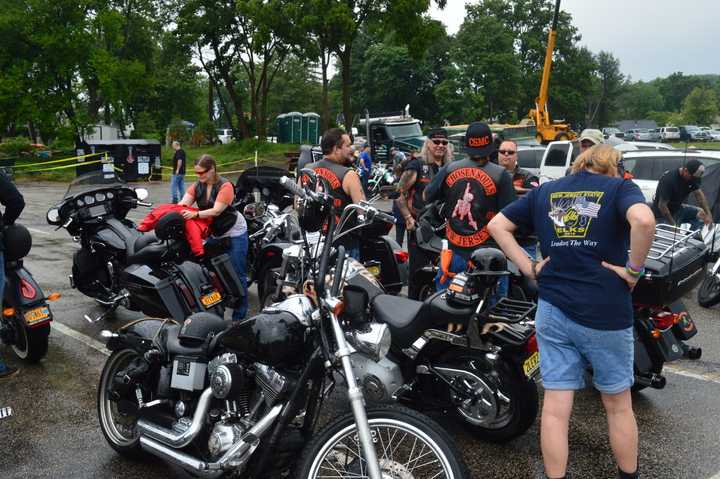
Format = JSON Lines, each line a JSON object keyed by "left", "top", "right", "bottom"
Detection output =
{"left": 24, "top": 306, "right": 50, "bottom": 325}
{"left": 366, "top": 265, "right": 380, "bottom": 277}
{"left": 523, "top": 351, "right": 540, "bottom": 378}
{"left": 200, "top": 291, "right": 222, "bottom": 307}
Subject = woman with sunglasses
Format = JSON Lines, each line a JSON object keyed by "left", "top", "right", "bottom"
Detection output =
{"left": 178, "top": 154, "right": 248, "bottom": 320}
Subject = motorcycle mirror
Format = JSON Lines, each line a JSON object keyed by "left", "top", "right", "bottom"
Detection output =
{"left": 46, "top": 208, "right": 60, "bottom": 225}
{"left": 135, "top": 188, "right": 149, "bottom": 201}
{"left": 379, "top": 185, "right": 400, "bottom": 200}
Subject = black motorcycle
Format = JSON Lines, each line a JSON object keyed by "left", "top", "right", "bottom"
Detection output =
{"left": 46, "top": 172, "right": 242, "bottom": 323}
{"left": 95, "top": 175, "right": 468, "bottom": 478}
{"left": 1, "top": 224, "right": 59, "bottom": 361}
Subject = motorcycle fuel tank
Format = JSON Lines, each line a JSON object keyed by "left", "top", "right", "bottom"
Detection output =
{"left": 221, "top": 308, "right": 307, "bottom": 369}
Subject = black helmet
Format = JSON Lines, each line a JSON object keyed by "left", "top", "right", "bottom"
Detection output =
{"left": 155, "top": 211, "right": 185, "bottom": 240}
{"left": 468, "top": 247, "right": 509, "bottom": 276}
{"left": 3, "top": 223, "right": 32, "bottom": 261}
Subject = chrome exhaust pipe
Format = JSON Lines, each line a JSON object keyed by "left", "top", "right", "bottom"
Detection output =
{"left": 137, "top": 388, "right": 213, "bottom": 448}
{"left": 139, "top": 404, "right": 283, "bottom": 476}
{"left": 140, "top": 436, "right": 223, "bottom": 478}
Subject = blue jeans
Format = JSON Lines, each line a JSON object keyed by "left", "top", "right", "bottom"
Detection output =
{"left": 535, "top": 298, "right": 634, "bottom": 394}
{"left": 0, "top": 249, "right": 7, "bottom": 371}
{"left": 171, "top": 174, "right": 185, "bottom": 203}
{"left": 434, "top": 251, "right": 508, "bottom": 305}
{"left": 206, "top": 234, "right": 248, "bottom": 321}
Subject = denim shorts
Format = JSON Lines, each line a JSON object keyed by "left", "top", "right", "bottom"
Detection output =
{"left": 535, "top": 298, "right": 634, "bottom": 394}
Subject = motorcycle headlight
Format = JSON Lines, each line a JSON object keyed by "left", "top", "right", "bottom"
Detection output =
{"left": 47, "top": 208, "right": 60, "bottom": 224}
{"left": 350, "top": 323, "right": 391, "bottom": 362}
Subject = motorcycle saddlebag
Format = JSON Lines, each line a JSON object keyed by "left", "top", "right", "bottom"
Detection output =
{"left": 209, "top": 253, "right": 244, "bottom": 305}
{"left": 635, "top": 316, "right": 684, "bottom": 363}
{"left": 632, "top": 230, "right": 707, "bottom": 306}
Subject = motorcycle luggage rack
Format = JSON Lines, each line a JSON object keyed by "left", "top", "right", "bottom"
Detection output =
{"left": 646, "top": 224, "right": 698, "bottom": 260}
{"left": 481, "top": 297, "right": 537, "bottom": 324}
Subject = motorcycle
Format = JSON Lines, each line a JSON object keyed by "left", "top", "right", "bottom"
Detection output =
{"left": 367, "top": 162, "right": 396, "bottom": 198}
{"left": 1, "top": 224, "right": 60, "bottom": 362}
{"left": 268, "top": 178, "right": 540, "bottom": 442}
{"left": 263, "top": 179, "right": 408, "bottom": 307}
{"left": 697, "top": 224, "right": 720, "bottom": 308}
{"left": 96, "top": 174, "right": 468, "bottom": 478}
{"left": 46, "top": 171, "right": 242, "bottom": 323}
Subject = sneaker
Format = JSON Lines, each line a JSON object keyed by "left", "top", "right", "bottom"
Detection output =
{"left": 0, "top": 365, "right": 19, "bottom": 381}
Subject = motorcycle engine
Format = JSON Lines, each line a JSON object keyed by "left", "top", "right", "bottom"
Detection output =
{"left": 208, "top": 421, "right": 248, "bottom": 459}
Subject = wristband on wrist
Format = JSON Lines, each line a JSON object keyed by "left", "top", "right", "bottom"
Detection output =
{"left": 625, "top": 261, "right": 644, "bottom": 278}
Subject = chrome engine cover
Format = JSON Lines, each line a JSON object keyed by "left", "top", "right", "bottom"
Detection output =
{"left": 208, "top": 422, "right": 247, "bottom": 459}
{"left": 351, "top": 353, "right": 404, "bottom": 403}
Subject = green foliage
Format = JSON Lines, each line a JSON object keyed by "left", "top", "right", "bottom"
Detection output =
{"left": 191, "top": 120, "right": 219, "bottom": 146}
{"left": 0, "top": 137, "right": 32, "bottom": 158}
{"left": 618, "top": 81, "right": 664, "bottom": 119}
{"left": 682, "top": 87, "right": 719, "bottom": 125}
{"left": 167, "top": 120, "right": 191, "bottom": 144}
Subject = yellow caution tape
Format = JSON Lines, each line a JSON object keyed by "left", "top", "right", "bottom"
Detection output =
{"left": 18, "top": 159, "right": 105, "bottom": 174}
{"left": 12, "top": 151, "right": 107, "bottom": 169}
{"left": 160, "top": 156, "right": 255, "bottom": 170}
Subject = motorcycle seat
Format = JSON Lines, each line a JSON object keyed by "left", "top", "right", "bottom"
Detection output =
{"left": 371, "top": 294, "right": 432, "bottom": 348}
{"left": 127, "top": 233, "right": 167, "bottom": 265}
{"left": 164, "top": 318, "right": 228, "bottom": 356}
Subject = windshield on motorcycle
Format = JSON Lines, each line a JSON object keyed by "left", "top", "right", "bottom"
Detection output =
{"left": 64, "top": 171, "right": 126, "bottom": 199}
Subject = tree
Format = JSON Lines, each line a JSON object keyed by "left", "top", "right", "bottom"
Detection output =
{"left": 682, "top": 87, "right": 719, "bottom": 125}
{"left": 655, "top": 72, "right": 712, "bottom": 113}
{"left": 618, "top": 81, "right": 664, "bottom": 119}
{"left": 586, "top": 51, "right": 625, "bottom": 128}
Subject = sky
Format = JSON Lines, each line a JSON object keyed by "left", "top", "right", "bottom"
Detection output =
{"left": 429, "top": 0, "right": 720, "bottom": 82}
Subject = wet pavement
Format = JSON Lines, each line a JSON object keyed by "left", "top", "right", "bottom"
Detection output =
{"left": 1, "top": 180, "right": 720, "bottom": 478}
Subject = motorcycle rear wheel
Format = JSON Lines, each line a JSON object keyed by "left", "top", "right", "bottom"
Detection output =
{"left": 10, "top": 315, "right": 49, "bottom": 362}
{"left": 295, "top": 404, "right": 468, "bottom": 479}
{"left": 697, "top": 271, "right": 720, "bottom": 308}
{"left": 97, "top": 349, "right": 143, "bottom": 457}
{"left": 440, "top": 351, "right": 538, "bottom": 442}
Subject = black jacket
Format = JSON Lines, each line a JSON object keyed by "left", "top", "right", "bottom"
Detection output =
{"left": 0, "top": 171, "right": 25, "bottom": 251}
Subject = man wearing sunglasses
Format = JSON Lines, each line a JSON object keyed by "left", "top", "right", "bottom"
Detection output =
{"left": 497, "top": 139, "right": 539, "bottom": 195}
{"left": 396, "top": 128, "right": 453, "bottom": 299}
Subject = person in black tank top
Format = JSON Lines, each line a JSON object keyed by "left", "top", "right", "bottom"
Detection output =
{"left": 303, "top": 128, "right": 365, "bottom": 259}
{"left": 178, "top": 154, "right": 248, "bottom": 321}
{"left": 396, "top": 128, "right": 452, "bottom": 299}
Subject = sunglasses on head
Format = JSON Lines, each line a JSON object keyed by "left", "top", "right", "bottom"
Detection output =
{"left": 431, "top": 139, "right": 448, "bottom": 146}
{"left": 498, "top": 149, "right": 516, "bottom": 155}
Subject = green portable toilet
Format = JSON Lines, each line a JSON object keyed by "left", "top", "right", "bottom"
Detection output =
{"left": 303, "top": 112, "right": 320, "bottom": 144}
{"left": 288, "top": 112, "right": 302, "bottom": 144}
{"left": 276, "top": 114, "right": 287, "bottom": 143}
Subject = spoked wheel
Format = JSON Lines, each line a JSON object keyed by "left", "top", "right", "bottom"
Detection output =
{"left": 10, "top": 315, "right": 50, "bottom": 362}
{"left": 97, "top": 349, "right": 143, "bottom": 457}
{"left": 296, "top": 405, "right": 468, "bottom": 478}
{"left": 440, "top": 352, "right": 538, "bottom": 442}
{"left": 697, "top": 270, "right": 720, "bottom": 308}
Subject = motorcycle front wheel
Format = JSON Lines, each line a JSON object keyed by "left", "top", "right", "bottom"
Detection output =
{"left": 97, "top": 349, "right": 143, "bottom": 457}
{"left": 295, "top": 405, "right": 468, "bottom": 479}
{"left": 697, "top": 270, "right": 720, "bottom": 308}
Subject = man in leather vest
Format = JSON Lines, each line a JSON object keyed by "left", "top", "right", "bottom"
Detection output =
{"left": 305, "top": 128, "right": 365, "bottom": 258}
{"left": 424, "top": 121, "right": 516, "bottom": 294}
{"left": 396, "top": 129, "right": 452, "bottom": 299}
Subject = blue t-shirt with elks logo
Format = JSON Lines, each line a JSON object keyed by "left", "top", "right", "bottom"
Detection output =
{"left": 501, "top": 171, "right": 646, "bottom": 330}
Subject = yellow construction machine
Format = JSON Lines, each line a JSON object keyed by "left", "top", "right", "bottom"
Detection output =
{"left": 528, "top": 0, "right": 576, "bottom": 144}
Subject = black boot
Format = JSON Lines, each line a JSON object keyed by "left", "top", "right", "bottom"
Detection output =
{"left": 618, "top": 466, "right": 639, "bottom": 479}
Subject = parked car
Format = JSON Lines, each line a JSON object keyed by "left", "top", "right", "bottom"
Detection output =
{"left": 633, "top": 129, "right": 653, "bottom": 141}
{"left": 624, "top": 129, "right": 638, "bottom": 140}
{"left": 648, "top": 128, "right": 663, "bottom": 142}
{"left": 614, "top": 141, "right": 677, "bottom": 152}
{"left": 602, "top": 127, "right": 625, "bottom": 140}
{"left": 516, "top": 144, "right": 547, "bottom": 177}
{"left": 693, "top": 130, "right": 712, "bottom": 142}
{"left": 660, "top": 126, "right": 681, "bottom": 142}
{"left": 622, "top": 150, "right": 720, "bottom": 203}
{"left": 710, "top": 129, "right": 720, "bottom": 141}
